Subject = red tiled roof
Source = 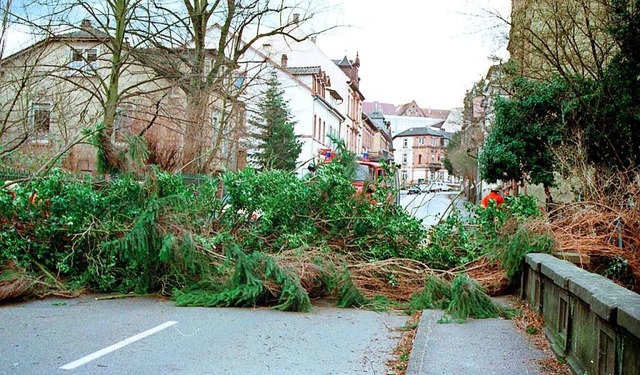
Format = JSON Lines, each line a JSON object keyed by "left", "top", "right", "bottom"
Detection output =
{"left": 363, "top": 101, "right": 451, "bottom": 119}
{"left": 396, "top": 101, "right": 427, "bottom": 117}
{"left": 420, "top": 108, "right": 451, "bottom": 120}
{"left": 362, "top": 101, "right": 397, "bottom": 115}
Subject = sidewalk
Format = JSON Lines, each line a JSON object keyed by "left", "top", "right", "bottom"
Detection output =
{"left": 406, "top": 309, "right": 546, "bottom": 375}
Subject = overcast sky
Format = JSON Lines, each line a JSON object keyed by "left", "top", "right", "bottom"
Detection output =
{"left": 2, "top": 0, "right": 510, "bottom": 110}
{"left": 313, "top": 0, "right": 511, "bottom": 110}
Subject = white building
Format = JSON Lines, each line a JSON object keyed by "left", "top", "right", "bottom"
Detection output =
{"left": 219, "top": 25, "right": 364, "bottom": 177}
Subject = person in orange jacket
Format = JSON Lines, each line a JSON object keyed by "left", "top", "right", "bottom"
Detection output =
{"left": 481, "top": 183, "right": 505, "bottom": 208}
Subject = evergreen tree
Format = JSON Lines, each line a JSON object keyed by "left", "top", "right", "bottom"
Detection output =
{"left": 251, "top": 73, "right": 302, "bottom": 171}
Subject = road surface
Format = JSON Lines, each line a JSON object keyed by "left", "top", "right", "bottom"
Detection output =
{"left": 0, "top": 296, "right": 407, "bottom": 375}
{"left": 399, "top": 190, "right": 463, "bottom": 226}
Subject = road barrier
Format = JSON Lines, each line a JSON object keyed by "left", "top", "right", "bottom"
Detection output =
{"left": 522, "top": 253, "right": 640, "bottom": 375}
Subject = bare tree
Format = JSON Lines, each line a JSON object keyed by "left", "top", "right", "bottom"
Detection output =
{"left": 1, "top": 0, "right": 335, "bottom": 174}
{"left": 131, "top": 0, "right": 333, "bottom": 173}
{"left": 508, "top": 0, "right": 616, "bottom": 83}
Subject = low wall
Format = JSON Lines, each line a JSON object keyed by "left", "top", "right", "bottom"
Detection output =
{"left": 522, "top": 253, "right": 640, "bottom": 375}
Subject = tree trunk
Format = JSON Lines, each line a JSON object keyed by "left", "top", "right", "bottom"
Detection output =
{"left": 544, "top": 183, "right": 554, "bottom": 212}
{"left": 180, "top": 93, "right": 209, "bottom": 173}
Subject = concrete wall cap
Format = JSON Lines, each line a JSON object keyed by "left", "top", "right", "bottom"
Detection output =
{"left": 525, "top": 253, "right": 553, "bottom": 271}
{"left": 540, "top": 258, "right": 586, "bottom": 288}
{"left": 618, "top": 302, "right": 640, "bottom": 338}
{"left": 589, "top": 284, "right": 639, "bottom": 322}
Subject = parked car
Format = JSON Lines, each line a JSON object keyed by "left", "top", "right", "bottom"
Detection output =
{"left": 426, "top": 181, "right": 452, "bottom": 192}
{"left": 407, "top": 185, "right": 422, "bottom": 195}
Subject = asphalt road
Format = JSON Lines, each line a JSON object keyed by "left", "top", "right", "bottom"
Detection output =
{"left": 0, "top": 296, "right": 408, "bottom": 375}
{"left": 399, "top": 190, "right": 462, "bottom": 226}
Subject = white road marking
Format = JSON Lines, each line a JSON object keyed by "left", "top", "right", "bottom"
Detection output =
{"left": 59, "top": 320, "right": 177, "bottom": 370}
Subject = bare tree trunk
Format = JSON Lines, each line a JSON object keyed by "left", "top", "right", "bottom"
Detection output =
{"left": 544, "top": 183, "right": 554, "bottom": 211}
{"left": 180, "top": 92, "right": 209, "bottom": 173}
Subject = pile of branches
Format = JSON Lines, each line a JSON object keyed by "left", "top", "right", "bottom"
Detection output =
{"left": 0, "top": 165, "right": 546, "bottom": 316}
{"left": 546, "top": 196, "right": 640, "bottom": 292}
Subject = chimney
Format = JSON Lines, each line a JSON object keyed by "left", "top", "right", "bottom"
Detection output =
{"left": 80, "top": 19, "right": 92, "bottom": 28}
{"left": 262, "top": 43, "right": 272, "bottom": 56}
{"left": 292, "top": 13, "right": 300, "bottom": 24}
{"left": 281, "top": 54, "right": 288, "bottom": 68}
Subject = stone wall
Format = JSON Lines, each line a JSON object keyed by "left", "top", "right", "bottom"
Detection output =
{"left": 522, "top": 253, "right": 640, "bottom": 375}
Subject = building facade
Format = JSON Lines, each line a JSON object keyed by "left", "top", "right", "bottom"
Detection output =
{"left": 0, "top": 20, "right": 246, "bottom": 174}
{"left": 242, "top": 29, "right": 367, "bottom": 176}
{"left": 392, "top": 126, "right": 454, "bottom": 185}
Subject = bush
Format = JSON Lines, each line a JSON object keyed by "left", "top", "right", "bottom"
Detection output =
{"left": 424, "top": 194, "right": 547, "bottom": 277}
{"left": 0, "top": 160, "right": 428, "bottom": 310}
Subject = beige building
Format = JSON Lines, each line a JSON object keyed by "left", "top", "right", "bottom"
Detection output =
{"left": 508, "top": 0, "right": 615, "bottom": 80}
{"left": 392, "top": 126, "right": 454, "bottom": 185}
{"left": 0, "top": 20, "right": 245, "bottom": 174}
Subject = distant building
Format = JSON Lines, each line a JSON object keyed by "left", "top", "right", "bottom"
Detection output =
{"left": 363, "top": 110, "right": 393, "bottom": 161}
{"left": 392, "top": 125, "right": 455, "bottom": 185}
{"left": 363, "top": 100, "right": 451, "bottom": 137}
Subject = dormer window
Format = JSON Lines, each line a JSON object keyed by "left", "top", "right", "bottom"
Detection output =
{"left": 69, "top": 47, "right": 99, "bottom": 71}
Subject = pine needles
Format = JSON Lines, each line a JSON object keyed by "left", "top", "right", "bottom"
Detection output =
{"left": 445, "top": 275, "right": 500, "bottom": 320}
{"left": 174, "top": 241, "right": 312, "bottom": 312}
{"left": 408, "top": 274, "right": 451, "bottom": 313}
{"left": 406, "top": 274, "right": 500, "bottom": 321}
{"left": 336, "top": 268, "right": 368, "bottom": 308}
{"left": 0, "top": 267, "right": 33, "bottom": 301}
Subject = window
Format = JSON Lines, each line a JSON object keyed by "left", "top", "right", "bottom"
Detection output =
{"left": 403, "top": 138, "right": 408, "bottom": 148}
{"left": 322, "top": 121, "right": 326, "bottom": 144}
{"left": 402, "top": 154, "right": 407, "bottom": 164}
{"left": 31, "top": 102, "right": 51, "bottom": 140}
{"left": 313, "top": 115, "right": 317, "bottom": 139}
{"left": 86, "top": 49, "right": 98, "bottom": 67}
{"left": 69, "top": 48, "right": 99, "bottom": 71}
{"left": 431, "top": 153, "right": 436, "bottom": 163}
{"left": 401, "top": 170, "right": 408, "bottom": 182}
{"left": 233, "top": 74, "right": 245, "bottom": 89}
{"left": 418, "top": 154, "right": 422, "bottom": 164}
{"left": 70, "top": 48, "right": 83, "bottom": 69}
{"left": 432, "top": 138, "right": 438, "bottom": 146}
{"left": 418, "top": 137, "right": 425, "bottom": 146}
{"left": 113, "top": 104, "right": 134, "bottom": 143}
{"left": 443, "top": 139, "right": 449, "bottom": 147}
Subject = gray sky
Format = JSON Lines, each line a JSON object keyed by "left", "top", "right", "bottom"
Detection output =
{"left": 314, "top": 0, "right": 511, "bottom": 109}
{"left": 2, "top": 0, "right": 510, "bottom": 110}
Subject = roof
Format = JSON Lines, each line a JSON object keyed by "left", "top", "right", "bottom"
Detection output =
{"left": 60, "top": 26, "right": 110, "bottom": 40}
{"left": 420, "top": 108, "right": 451, "bottom": 120}
{"left": 2, "top": 19, "right": 109, "bottom": 61}
{"left": 363, "top": 101, "right": 451, "bottom": 119}
{"left": 287, "top": 66, "right": 321, "bottom": 75}
{"left": 334, "top": 56, "right": 352, "bottom": 67}
{"left": 393, "top": 124, "right": 449, "bottom": 139}
{"left": 396, "top": 101, "right": 427, "bottom": 117}
{"left": 363, "top": 101, "right": 397, "bottom": 116}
